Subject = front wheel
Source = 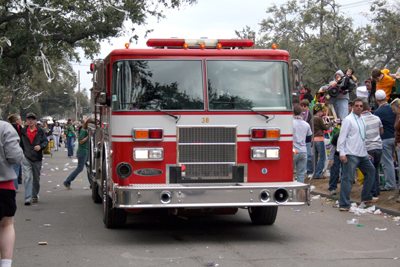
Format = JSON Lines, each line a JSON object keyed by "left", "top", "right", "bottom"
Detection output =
{"left": 248, "top": 206, "right": 278, "bottom": 225}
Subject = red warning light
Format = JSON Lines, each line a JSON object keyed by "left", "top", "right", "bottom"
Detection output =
{"left": 218, "top": 39, "right": 254, "bottom": 47}
{"left": 147, "top": 39, "right": 185, "bottom": 47}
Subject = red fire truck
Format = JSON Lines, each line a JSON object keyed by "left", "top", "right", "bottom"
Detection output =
{"left": 88, "top": 38, "right": 309, "bottom": 228}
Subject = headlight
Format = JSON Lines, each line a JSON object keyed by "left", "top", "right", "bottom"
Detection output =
{"left": 251, "top": 147, "right": 280, "bottom": 160}
{"left": 133, "top": 148, "right": 164, "bottom": 161}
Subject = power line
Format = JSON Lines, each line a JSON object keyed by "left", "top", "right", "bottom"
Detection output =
{"left": 340, "top": 0, "right": 375, "bottom": 9}
{"left": 341, "top": 0, "right": 370, "bottom": 7}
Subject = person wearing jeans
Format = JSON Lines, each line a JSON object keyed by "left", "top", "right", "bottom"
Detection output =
{"left": 306, "top": 142, "right": 313, "bottom": 176}
{"left": 328, "top": 132, "right": 343, "bottom": 195}
{"left": 19, "top": 113, "right": 48, "bottom": 205}
{"left": 7, "top": 114, "right": 24, "bottom": 191}
{"left": 339, "top": 155, "right": 376, "bottom": 209}
{"left": 313, "top": 141, "right": 326, "bottom": 178}
{"left": 311, "top": 104, "right": 333, "bottom": 178}
{"left": 361, "top": 101, "right": 383, "bottom": 197}
{"left": 300, "top": 100, "right": 314, "bottom": 176}
{"left": 293, "top": 105, "right": 312, "bottom": 183}
{"left": 374, "top": 90, "right": 397, "bottom": 191}
{"left": 337, "top": 98, "right": 378, "bottom": 211}
{"left": 22, "top": 157, "right": 42, "bottom": 203}
{"left": 368, "top": 149, "right": 383, "bottom": 197}
{"left": 390, "top": 98, "right": 400, "bottom": 203}
{"left": 65, "top": 119, "right": 75, "bottom": 158}
{"left": 318, "top": 69, "right": 351, "bottom": 121}
{"left": 63, "top": 154, "right": 88, "bottom": 189}
{"left": 63, "top": 118, "right": 93, "bottom": 189}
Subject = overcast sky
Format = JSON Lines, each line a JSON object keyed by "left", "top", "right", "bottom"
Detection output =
{"left": 72, "top": 0, "right": 379, "bottom": 93}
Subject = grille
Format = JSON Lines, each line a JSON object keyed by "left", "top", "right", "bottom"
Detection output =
{"left": 183, "top": 164, "right": 232, "bottom": 180}
{"left": 177, "top": 126, "right": 237, "bottom": 180}
{"left": 179, "top": 127, "right": 236, "bottom": 143}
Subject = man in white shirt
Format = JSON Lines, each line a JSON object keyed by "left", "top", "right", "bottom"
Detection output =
{"left": 293, "top": 105, "right": 312, "bottom": 183}
{"left": 337, "top": 98, "right": 378, "bottom": 211}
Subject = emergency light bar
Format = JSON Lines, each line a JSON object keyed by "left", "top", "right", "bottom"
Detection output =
{"left": 146, "top": 38, "right": 254, "bottom": 49}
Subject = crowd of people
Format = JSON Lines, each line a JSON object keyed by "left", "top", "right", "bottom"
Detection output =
{"left": 293, "top": 68, "right": 400, "bottom": 212}
{"left": 1, "top": 67, "right": 400, "bottom": 266}
{"left": 0, "top": 114, "right": 92, "bottom": 266}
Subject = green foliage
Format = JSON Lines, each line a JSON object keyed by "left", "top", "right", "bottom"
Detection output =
{"left": 0, "top": 0, "right": 196, "bottom": 119}
{"left": 236, "top": 0, "right": 400, "bottom": 94}
{"left": 364, "top": 0, "right": 400, "bottom": 70}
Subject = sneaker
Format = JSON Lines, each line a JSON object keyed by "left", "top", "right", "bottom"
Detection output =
{"left": 396, "top": 197, "right": 400, "bottom": 203}
{"left": 24, "top": 201, "right": 31, "bottom": 206}
{"left": 362, "top": 197, "right": 379, "bottom": 203}
{"left": 330, "top": 190, "right": 337, "bottom": 196}
{"left": 32, "top": 199, "right": 38, "bottom": 203}
{"left": 63, "top": 183, "right": 71, "bottom": 190}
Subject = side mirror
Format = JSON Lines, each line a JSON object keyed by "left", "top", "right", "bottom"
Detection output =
{"left": 98, "top": 92, "right": 107, "bottom": 104}
{"left": 291, "top": 59, "right": 303, "bottom": 96}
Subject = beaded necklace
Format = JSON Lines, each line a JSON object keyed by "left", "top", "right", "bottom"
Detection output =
{"left": 353, "top": 112, "right": 366, "bottom": 141}
{"left": 300, "top": 110, "right": 309, "bottom": 121}
{"left": 378, "top": 102, "right": 388, "bottom": 108}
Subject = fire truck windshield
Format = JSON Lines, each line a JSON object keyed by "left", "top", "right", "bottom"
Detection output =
{"left": 112, "top": 60, "right": 204, "bottom": 111}
{"left": 207, "top": 60, "right": 291, "bottom": 111}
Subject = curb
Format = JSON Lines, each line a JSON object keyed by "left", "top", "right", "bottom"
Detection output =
{"left": 311, "top": 190, "right": 400, "bottom": 217}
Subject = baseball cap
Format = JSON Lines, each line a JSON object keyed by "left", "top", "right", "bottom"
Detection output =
{"left": 26, "top": 112, "right": 37, "bottom": 120}
{"left": 375, "top": 90, "right": 386, "bottom": 101}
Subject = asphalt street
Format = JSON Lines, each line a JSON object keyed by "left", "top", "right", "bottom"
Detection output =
{"left": 12, "top": 144, "right": 400, "bottom": 267}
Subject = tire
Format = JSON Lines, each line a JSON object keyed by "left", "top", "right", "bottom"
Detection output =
{"left": 90, "top": 137, "right": 101, "bottom": 204}
{"left": 103, "top": 192, "right": 127, "bottom": 229}
{"left": 92, "top": 179, "right": 102, "bottom": 204}
{"left": 102, "top": 158, "right": 127, "bottom": 228}
{"left": 248, "top": 206, "right": 278, "bottom": 225}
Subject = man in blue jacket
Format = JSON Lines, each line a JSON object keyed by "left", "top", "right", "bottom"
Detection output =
{"left": 20, "top": 113, "right": 48, "bottom": 205}
{"left": 374, "top": 90, "right": 397, "bottom": 192}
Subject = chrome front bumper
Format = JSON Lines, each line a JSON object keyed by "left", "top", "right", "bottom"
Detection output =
{"left": 113, "top": 182, "right": 309, "bottom": 209}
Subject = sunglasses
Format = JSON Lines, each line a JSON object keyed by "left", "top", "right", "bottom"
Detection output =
{"left": 354, "top": 105, "right": 363, "bottom": 107}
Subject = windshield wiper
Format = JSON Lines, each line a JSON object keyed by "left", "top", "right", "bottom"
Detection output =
{"left": 154, "top": 108, "right": 181, "bottom": 123}
{"left": 250, "top": 109, "right": 275, "bottom": 124}
{"left": 251, "top": 109, "right": 269, "bottom": 120}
